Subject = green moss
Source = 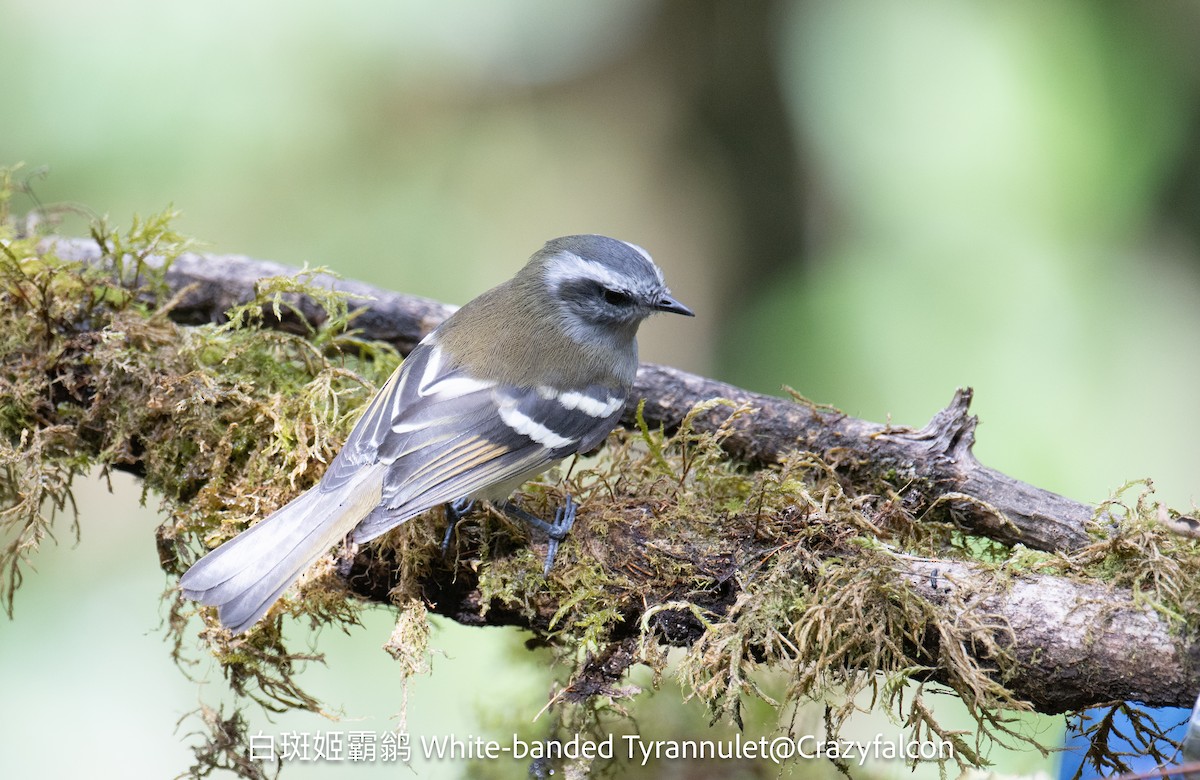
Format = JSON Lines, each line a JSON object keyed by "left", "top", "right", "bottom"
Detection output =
{"left": 0, "top": 166, "right": 398, "bottom": 710}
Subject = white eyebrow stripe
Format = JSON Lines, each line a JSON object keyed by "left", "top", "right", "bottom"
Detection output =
{"left": 558, "top": 390, "right": 622, "bottom": 418}
{"left": 543, "top": 251, "right": 626, "bottom": 291}
{"left": 497, "top": 405, "right": 575, "bottom": 449}
{"left": 620, "top": 241, "right": 663, "bottom": 282}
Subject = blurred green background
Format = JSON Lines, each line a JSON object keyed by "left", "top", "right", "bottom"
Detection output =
{"left": 4, "top": 1, "right": 1200, "bottom": 778}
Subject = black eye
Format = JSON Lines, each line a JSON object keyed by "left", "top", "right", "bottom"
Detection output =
{"left": 603, "top": 288, "right": 633, "bottom": 307}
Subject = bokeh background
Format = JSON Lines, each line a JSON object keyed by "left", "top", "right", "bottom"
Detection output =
{"left": 3, "top": 1, "right": 1200, "bottom": 778}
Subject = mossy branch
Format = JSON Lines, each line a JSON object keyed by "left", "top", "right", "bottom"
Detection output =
{"left": 6, "top": 223, "right": 1200, "bottom": 774}
{"left": 36, "top": 235, "right": 1200, "bottom": 701}
{"left": 45, "top": 237, "right": 1093, "bottom": 554}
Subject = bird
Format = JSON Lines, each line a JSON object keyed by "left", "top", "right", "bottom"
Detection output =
{"left": 179, "top": 234, "right": 693, "bottom": 633}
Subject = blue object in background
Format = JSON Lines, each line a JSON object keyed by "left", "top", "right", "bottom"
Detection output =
{"left": 1058, "top": 705, "right": 1190, "bottom": 779}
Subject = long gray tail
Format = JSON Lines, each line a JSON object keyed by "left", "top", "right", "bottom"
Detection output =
{"left": 180, "top": 466, "right": 385, "bottom": 633}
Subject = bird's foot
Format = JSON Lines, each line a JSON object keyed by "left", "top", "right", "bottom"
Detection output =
{"left": 499, "top": 494, "right": 578, "bottom": 575}
{"left": 441, "top": 497, "right": 476, "bottom": 554}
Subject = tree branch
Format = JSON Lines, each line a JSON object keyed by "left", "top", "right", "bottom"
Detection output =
{"left": 348, "top": 511, "right": 1196, "bottom": 713}
{"left": 39, "top": 236, "right": 1200, "bottom": 713}
{"left": 901, "top": 558, "right": 1195, "bottom": 712}
{"left": 48, "top": 236, "right": 1093, "bottom": 553}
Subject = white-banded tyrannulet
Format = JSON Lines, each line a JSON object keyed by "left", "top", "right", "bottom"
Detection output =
{"left": 180, "top": 234, "right": 693, "bottom": 633}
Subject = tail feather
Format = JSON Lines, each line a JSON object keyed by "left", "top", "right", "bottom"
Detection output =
{"left": 180, "top": 465, "right": 386, "bottom": 633}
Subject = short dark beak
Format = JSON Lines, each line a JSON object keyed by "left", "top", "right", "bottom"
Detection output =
{"left": 653, "top": 293, "right": 694, "bottom": 317}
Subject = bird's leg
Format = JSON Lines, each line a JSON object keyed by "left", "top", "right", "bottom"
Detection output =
{"left": 498, "top": 495, "right": 578, "bottom": 575}
{"left": 441, "top": 497, "right": 476, "bottom": 553}
{"left": 335, "top": 539, "right": 360, "bottom": 578}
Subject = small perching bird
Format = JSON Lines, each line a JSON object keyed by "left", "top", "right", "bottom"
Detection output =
{"left": 180, "top": 235, "right": 693, "bottom": 633}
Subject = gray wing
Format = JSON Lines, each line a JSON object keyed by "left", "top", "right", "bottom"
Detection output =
{"left": 319, "top": 340, "right": 625, "bottom": 543}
